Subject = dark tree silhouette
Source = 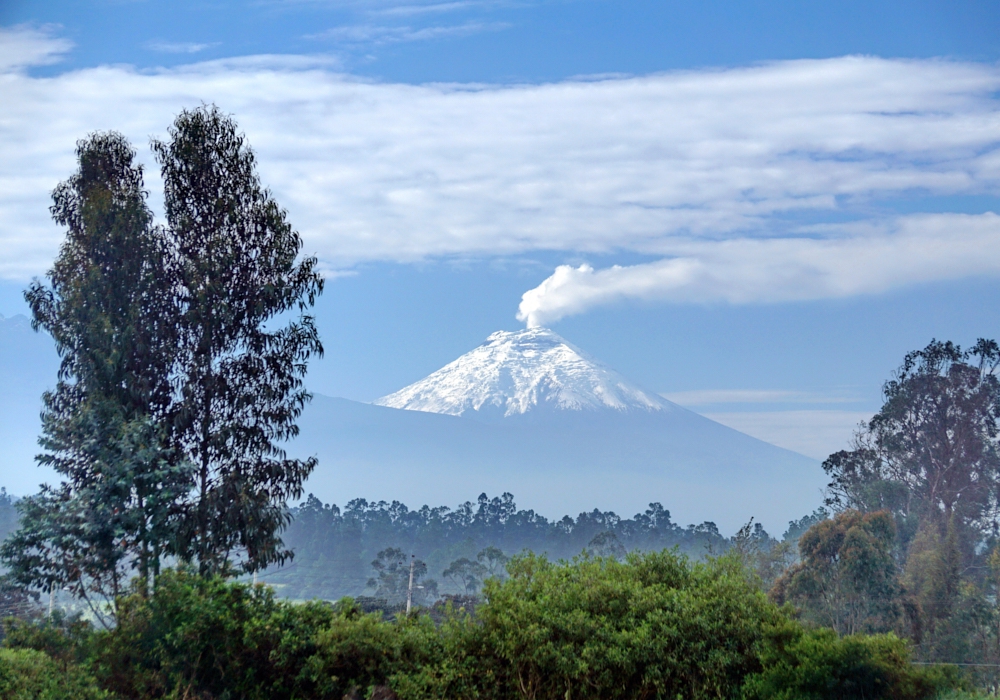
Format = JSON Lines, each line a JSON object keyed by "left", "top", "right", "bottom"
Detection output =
{"left": 153, "top": 106, "right": 324, "bottom": 576}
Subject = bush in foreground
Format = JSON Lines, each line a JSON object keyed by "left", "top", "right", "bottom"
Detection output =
{"left": 744, "top": 627, "right": 962, "bottom": 700}
{"left": 3, "top": 552, "right": 966, "bottom": 700}
{"left": 0, "top": 647, "right": 108, "bottom": 700}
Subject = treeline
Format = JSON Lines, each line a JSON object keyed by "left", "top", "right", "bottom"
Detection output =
{"left": 269, "top": 491, "right": 825, "bottom": 600}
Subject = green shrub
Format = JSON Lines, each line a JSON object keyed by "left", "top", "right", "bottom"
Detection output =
{"left": 0, "top": 647, "right": 108, "bottom": 700}
{"left": 2, "top": 611, "right": 96, "bottom": 668}
{"left": 0, "top": 558, "right": 961, "bottom": 700}
{"left": 743, "top": 627, "right": 963, "bottom": 700}
{"left": 458, "top": 549, "right": 786, "bottom": 700}
{"left": 95, "top": 568, "right": 339, "bottom": 700}
{"left": 304, "top": 600, "right": 450, "bottom": 699}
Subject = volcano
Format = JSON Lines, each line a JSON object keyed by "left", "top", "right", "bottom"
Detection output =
{"left": 290, "top": 328, "right": 826, "bottom": 532}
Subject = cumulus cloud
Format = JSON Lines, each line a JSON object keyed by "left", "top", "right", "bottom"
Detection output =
{"left": 516, "top": 213, "right": 1000, "bottom": 326}
{"left": 2, "top": 26, "right": 1000, "bottom": 288}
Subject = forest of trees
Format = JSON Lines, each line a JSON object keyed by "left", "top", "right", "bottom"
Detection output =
{"left": 268, "top": 491, "right": 823, "bottom": 601}
{"left": 1, "top": 105, "right": 999, "bottom": 699}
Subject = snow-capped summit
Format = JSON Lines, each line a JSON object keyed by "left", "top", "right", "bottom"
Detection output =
{"left": 373, "top": 327, "right": 672, "bottom": 418}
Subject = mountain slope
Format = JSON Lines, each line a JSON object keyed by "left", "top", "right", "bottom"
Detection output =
{"left": 291, "top": 394, "right": 824, "bottom": 533}
{"left": 307, "top": 327, "right": 827, "bottom": 530}
{"left": 0, "top": 315, "right": 59, "bottom": 494}
{"left": 0, "top": 319, "right": 826, "bottom": 532}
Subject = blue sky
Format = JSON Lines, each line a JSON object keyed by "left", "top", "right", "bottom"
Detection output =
{"left": 1, "top": 1, "right": 1000, "bottom": 460}
{"left": 5, "top": 1, "right": 1000, "bottom": 81}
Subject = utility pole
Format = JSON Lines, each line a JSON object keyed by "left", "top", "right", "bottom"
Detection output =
{"left": 406, "top": 554, "right": 415, "bottom": 615}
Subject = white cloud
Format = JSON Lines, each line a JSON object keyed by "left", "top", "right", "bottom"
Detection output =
{"left": 2, "top": 32, "right": 1000, "bottom": 288}
{"left": 517, "top": 213, "right": 1000, "bottom": 326}
{"left": 145, "top": 41, "right": 218, "bottom": 54}
{"left": 704, "top": 410, "right": 870, "bottom": 461}
{"left": 307, "top": 20, "right": 507, "bottom": 45}
{"left": 662, "top": 389, "right": 856, "bottom": 406}
{"left": 373, "top": 2, "right": 499, "bottom": 17}
{"left": 0, "top": 24, "right": 72, "bottom": 71}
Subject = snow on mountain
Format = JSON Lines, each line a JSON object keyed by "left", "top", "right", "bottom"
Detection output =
{"left": 373, "top": 327, "right": 672, "bottom": 417}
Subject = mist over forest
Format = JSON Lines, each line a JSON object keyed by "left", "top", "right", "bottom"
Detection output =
{"left": 262, "top": 492, "right": 826, "bottom": 601}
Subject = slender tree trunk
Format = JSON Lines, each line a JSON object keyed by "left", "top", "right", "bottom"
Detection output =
{"left": 138, "top": 493, "right": 149, "bottom": 596}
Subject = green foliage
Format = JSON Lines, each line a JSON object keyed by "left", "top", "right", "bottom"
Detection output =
{"left": 744, "top": 627, "right": 962, "bottom": 700}
{"left": 474, "top": 549, "right": 784, "bottom": 700}
{"left": 6, "top": 108, "right": 325, "bottom": 609}
{"left": 4, "top": 132, "right": 188, "bottom": 608}
{"left": 91, "top": 568, "right": 453, "bottom": 700}
{"left": 442, "top": 556, "right": 487, "bottom": 594}
{"left": 94, "top": 568, "right": 337, "bottom": 700}
{"left": 0, "top": 648, "right": 108, "bottom": 700}
{"left": 477, "top": 545, "right": 510, "bottom": 579}
{"left": 367, "top": 548, "right": 438, "bottom": 606}
{"left": 774, "top": 510, "right": 903, "bottom": 636}
{"left": 818, "top": 339, "right": 1000, "bottom": 666}
{"left": 0, "top": 558, "right": 958, "bottom": 700}
{"left": 730, "top": 519, "right": 796, "bottom": 591}
{"left": 824, "top": 338, "right": 1000, "bottom": 556}
{"left": 782, "top": 507, "right": 829, "bottom": 544}
{"left": 305, "top": 601, "right": 445, "bottom": 699}
{"left": 2, "top": 611, "right": 96, "bottom": 669}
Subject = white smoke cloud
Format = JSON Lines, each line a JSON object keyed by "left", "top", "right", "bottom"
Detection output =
{"left": 517, "top": 213, "right": 1000, "bottom": 327}
{"left": 2, "top": 25, "right": 1000, "bottom": 286}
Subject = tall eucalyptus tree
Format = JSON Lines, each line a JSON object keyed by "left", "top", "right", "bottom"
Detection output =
{"left": 153, "top": 106, "right": 324, "bottom": 576}
{"left": 1, "top": 132, "right": 189, "bottom": 611}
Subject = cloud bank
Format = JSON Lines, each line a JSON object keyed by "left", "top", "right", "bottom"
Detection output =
{"left": 516, "top": 213, "right": 1000, "bottom": 326}
{"left": 2, "top": 25, "right": 1000, "bottom": 313}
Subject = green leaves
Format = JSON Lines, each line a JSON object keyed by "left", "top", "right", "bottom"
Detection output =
{"left": 743, "top": 628, "right": 960, "bottom": 700}
{"left": 0, "top": 648, "right": 109, "bottom": 700}
{"left": 774, "top": 510, "right": 903, "bottom": 637}
{"left": 4, "top": 557, "right": 961, "bottom": 700}
{"left": 477, "top": 550, "right": 781, "bottom": 700}
{"left": 4, "top": 132, "right": 183, "bottom": 610}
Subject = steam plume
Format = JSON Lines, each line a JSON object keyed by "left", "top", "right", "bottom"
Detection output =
{"left": 516, "top": 213, "right": 1000, "bottom": 327}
